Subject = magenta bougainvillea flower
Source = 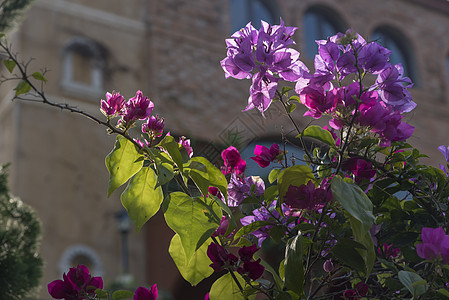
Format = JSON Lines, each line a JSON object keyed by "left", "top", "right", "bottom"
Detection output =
{"left": 122, "top": 90, "right": 154, "bottom": 123}
{"left": 377, "top": 243, "right": 400, "bottom": 259}
{"left": 221, "top": 146, "right": 246, "bottom": 176}
{"left": 284, "top": 180, "right": 331, "bottom": 211}
{"left": 142, "top": 115, "right": 164, "bottom": 137}
{"left": 343, "top": 282, "right": 369, "bottom": 300}
{"left": 236, "top": 245, "right": 265, "bottom": 280}
{"left": 100, "top": 91, "right": 125, "bottom": 116}
{"left": 48, "top": 265, "right": 103, "bottom": 299}
{"left": 178, "top": 136, "right": 193, "bottom": 158}
{"left": 134, "top": 285, "right": 158, "bottom": 300}
{"left": 416, "top": 227, "right": 449, "bottom": 264}
{"left": 341, "top": 157, "right": 376, "bottom": 183}
{"left": 250, "top": 143, "right": 280, "bottom": 168}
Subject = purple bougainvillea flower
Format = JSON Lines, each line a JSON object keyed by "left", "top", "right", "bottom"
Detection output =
{"left": 250, "top": 143, "right": 280, "bottom": 168}
{"left": 122, "top": 90, "right": 154, "bottom": 123}
{"left": 207, "top": 243, "right": 238, "bottom": 272}
{"left": 237, "top": 258, "right": 265, "bottom": 280}
{"left": 416, "top": 227, "right": 449, "bottom": 263}
{"left": 438, "top": 145, "right": 449, "bottom": 176}
{"left": 221, "top": 146, "right": 246, "bottom": 176}
{"left": 142, "top": 115, "right": 164, "bottom": 137}
{"left": 134, "top": 285, "right": 158, "bottom": 300}
{"left": 238, "top": 244, "right": 259, "bottom": 262}
{"left": 227, "top": 174, "right": 265, "bottom": 207}
{"left": 438, "top": 145, "right": 449, "bottom": 162}
{"left": 48, "top": 265, "right": 103, "bottom": 299}
{"left": 375, "top": 63, "right": 416, "bottom": 113}
{"left": 100, "top": 91, "right": 125, "bottom": 116}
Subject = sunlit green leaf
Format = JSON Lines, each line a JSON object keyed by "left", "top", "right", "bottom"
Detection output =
{"left": 105, "top": 136, "right": 143, "bottom": 197}
{"left": 209, "top": 272, "right": 246, "bottom": 300}
{"left": 164, "top": 192, "right": 222, "bottom": 262}
{"left": 169, "top": 234, "right": 213, "bottom": 286}
{"left": 268, "top": 168, "right": 281, "bottom": 184}
{"left": 149, "top": 149, "right": 174, "bottom": 188}
{"left": 298, "top": 125, "right": 335, "bottom": 147}
{"left": 121, "top": 166, "right": 163, "bottom": 232}
{"left": 187, "top": 156, "right": 228, "bottom": 199}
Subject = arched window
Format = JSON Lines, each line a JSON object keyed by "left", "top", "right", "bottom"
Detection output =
{"left": 303, "top": 6, "right": 346, "bottom": 58}
{"left": 230, "top": 0, "right": 277, "bottom": 32}
{"left": 371, "top": 26, "right": 417, "bottom": 83}
{"left": 61, "top": 37, "right": 107, "bottom": 97}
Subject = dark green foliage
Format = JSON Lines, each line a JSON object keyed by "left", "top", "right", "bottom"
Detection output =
{"left": 0, "top": 0, "right": 34, "bottom": 32}
{"left": 0, "top": 164, "right": 43, "bottom": 299}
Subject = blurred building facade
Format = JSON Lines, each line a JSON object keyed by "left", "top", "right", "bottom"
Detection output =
{"left": 1, "top": 0, "right": 449, "bottom": 298}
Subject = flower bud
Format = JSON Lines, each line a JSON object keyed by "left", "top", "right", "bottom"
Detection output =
{"left": 323, "top": 259, "right": 334, "bottom": 273}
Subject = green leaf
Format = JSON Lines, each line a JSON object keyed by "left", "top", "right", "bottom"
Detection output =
{"left": 187, "top": 156, "right": 228, "bottom": 199}
{"left": 283, "top": 234, "right": 304, "bottom": 296}
{"left": 157, "top": 135, "right": 184, "bottom": 172}
{"left": 3, "top": 59, "right": 16, "bottom": 73}
{"left": 349, "top": 216, "right": 376, "bottom": 276}
{"left": 281, "top": 86, "right": 292, "bottom": 96}
{"left": 14, "top": 80, "right": 31, "bottom": 96}
{"left": 112, "top": 290, "right": 134, "bottom": 300}
{"left": 31, "top": 71, "right": 47, "bottom": 82}
{"left": 268, "top": 168, "right": 281, "bottom": 184}
{"left": 94, "top": 289, "right": 109, "bottom": 299}
{"left": 149, "top": 149, "right": 174, "bottom": 188}
{"left": 269, "top": 225, "right": 286, "bottom": 244}
{"left": 121, "top": 166, "right": 163, "bottom": 232}
{"left": 331, "top": 176, "right": 374, "bottom": 231}
{"left": 209, "top": 272, "right": 246, "bottom": 300}
{"left": 289, "top": 95, "right": 300, "bottom": 102}
{"left": 298, "top": 125, "right": 335, "bottom": 147}
{"left": 164, "top": 192, "right": 222, "bottom": 262}
{"left": 398, "top": 270, "right": 428, "bottom": 297}
{"left": 332, "top": 239, "right": 367, "bottom": 273}
{"left": 278, "top": 165, "right": 315, "bottom": 203}
{"left": 257, "top": 257, "right": 283, "bottom": 289}
{"left": 169, "top": 234, "right": 213, "bottom": 286}
{"left": 105, "top": 136, "right": 144, "bottom": 197}
{"left": 286, "top": 103, "right": 296, "bottom": 114}
{"left": 234, "top": 220, "right": 272, "bottom": 241}
{"left": 438, "top": 288, "right": 449, "bottom": 298}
